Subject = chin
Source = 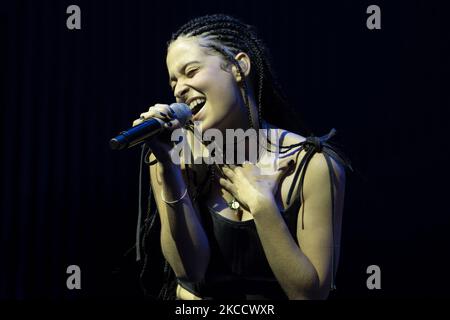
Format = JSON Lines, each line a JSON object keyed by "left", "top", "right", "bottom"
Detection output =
{"left": 193, "top": 108, "right": 231, "bottom": 133}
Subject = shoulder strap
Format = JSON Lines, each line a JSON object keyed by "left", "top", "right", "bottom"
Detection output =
{"left": 286, "top": 128, "right": 352, "bottom": 227}
{"left": 284, "top": 128, "right": 353, "bottom": 291}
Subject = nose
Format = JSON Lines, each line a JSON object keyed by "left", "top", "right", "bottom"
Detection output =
{"left": 174, "top": 83, "right": 189, "bottom": 102}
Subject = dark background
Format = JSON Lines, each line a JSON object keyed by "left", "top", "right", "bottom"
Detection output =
{"left": 1, "top": 0, "right": 448, "bottom": 300}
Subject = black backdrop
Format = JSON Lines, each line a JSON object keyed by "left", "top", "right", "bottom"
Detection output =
{"left": 1, "top": 0, "right": 449, "bottom": 300}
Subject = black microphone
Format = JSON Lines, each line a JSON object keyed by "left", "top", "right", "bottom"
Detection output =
{"left": 109, "top": 103, "right": 192, "bottom": 150}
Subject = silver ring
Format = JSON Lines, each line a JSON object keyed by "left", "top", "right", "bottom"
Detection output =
{"left": 140, "top": 116, "right": 146, "bottom": 121}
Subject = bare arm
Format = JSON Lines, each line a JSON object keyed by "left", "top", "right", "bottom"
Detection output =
{"left": 148, "top": 153, "right": 210, "bottom": 283}
{"left": 133, "top": 104, "right": 210, "bottom": 283}
{"left": 251, "top": 153, "right": 346, "bottom": 299}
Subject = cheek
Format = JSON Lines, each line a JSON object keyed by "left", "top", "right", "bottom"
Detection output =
{"left": 203, "top": 86, "right": 243, "bottom": 130}
{"left": 205, "top": 73, "right": 240, "bottom": 109}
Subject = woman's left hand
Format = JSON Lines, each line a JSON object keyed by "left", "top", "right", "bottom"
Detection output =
{"left": 218, "top": 160, "right": 294, "bottom": 213}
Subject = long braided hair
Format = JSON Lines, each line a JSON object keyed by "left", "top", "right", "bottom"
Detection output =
{"left": 168, "top": 14, "right": 308, "bottom": 132}
{"left": 139, "top": 14, "right": 309, "bottom": 300}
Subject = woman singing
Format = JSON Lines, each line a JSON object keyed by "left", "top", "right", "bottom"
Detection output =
{"left": 132, "top": 14, "right": 351, "bottom": 300}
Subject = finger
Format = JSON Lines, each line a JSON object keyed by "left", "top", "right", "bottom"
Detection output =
{"left": 214, "top": 164, "right": 226, "bottom": 178}
{"left": 163, "top": 118, "right": 182, "bottom": 130}
{"left": 136, "top": 111, "right": 153, "bottom": 123}
{"left": 223, "top": 162, "right": 237, "bottom": 170}
{"left": 153, "top": 104, "right": 176, "bottom": 118}
{"left": 219, "top": 178, "right": 237, "bottom": 196}
{"left": 132, "top": 119, "right": 143, "bottom": 127}
{"left": 148, "top": 103, "right": 168, "bottom": 111}
{"left": 157, "top": 111, "right": 172, "bottom": 121}
{"left": 233, "top": 165, "right": 243, "bottom": 176}
{"left": 134, "top": 104, "right": 174, "bottom": 126}
{"left": 132, "top": 112, "right": 151, "bottom": 126}
{"left": 147, "top": 106, "right": 174, "bottom": 119}
{"left": 222, "top": 167, "right": 235, "bottom": 182}
{"left": 143, "top": 104, "right": 171, "bottom": 119}
{"left": 167, "top": 105, "right": 177, "bottom": 118}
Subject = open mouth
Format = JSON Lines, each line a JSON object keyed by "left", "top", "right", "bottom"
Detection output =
{"left": 189, "top": 98, "right": 206, "bottom": 116}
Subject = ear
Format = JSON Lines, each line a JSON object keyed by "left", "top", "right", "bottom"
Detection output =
{"left": 232, "top": 52, "right": 251, "bottom": 83}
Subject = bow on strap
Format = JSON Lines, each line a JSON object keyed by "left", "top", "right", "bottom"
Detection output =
{"left": 285, "top": 128, "right": 352, "bottom": 221}
{"left": 304, "top": 128, "right": 337, "bottom": 153}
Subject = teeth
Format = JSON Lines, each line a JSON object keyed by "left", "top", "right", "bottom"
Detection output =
{"left": 189, "top": 98, "right": 206, "bottom": 109}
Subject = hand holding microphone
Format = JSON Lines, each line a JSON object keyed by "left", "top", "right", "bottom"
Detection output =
{"left": 110, "top": 103, "right": 191, "bottom": 162}
{"left": 132, "top": 103, "right": 190, "bottom": 129}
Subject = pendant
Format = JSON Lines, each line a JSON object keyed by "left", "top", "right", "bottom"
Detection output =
{"left": 228, "top": 198, "right": 240, "bottom": 210}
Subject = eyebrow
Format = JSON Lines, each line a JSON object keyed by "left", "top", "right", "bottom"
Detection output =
{"left": 169, "top": 60, "right": 201, "bottom": 87}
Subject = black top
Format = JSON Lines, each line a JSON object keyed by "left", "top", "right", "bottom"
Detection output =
{"left": 179, "top": 196, "right": 301, "bottom": 300}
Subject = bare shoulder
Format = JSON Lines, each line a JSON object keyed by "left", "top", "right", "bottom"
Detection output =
{"left": 303, "top": 152, "right": 346, "bottom": 197}
{"left": 301, "top": 148, "right": 347, "bottom": 203}
{"left": 265, "top": 122, "right": 346, "bottom": 199}
{"left": 267, "top": 123, "right": 346, "bottom": 179}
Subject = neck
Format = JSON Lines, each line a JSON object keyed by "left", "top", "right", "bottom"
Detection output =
{"left": 211, "top": 90, "right": 268, "bottom": 165}
{"left": 218, "top": 120, "right": 268, "bottom": 165}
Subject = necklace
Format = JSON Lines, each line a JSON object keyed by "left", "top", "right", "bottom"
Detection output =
{"left": 206, "top": 121, "right": 272, "bottom": 212}
{"left": 210, "top": 164, "right": 241, "bottom": 212}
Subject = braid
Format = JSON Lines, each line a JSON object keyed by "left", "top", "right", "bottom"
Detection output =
{"left": 168, "top": 14, "right": 291, "bottom": 131}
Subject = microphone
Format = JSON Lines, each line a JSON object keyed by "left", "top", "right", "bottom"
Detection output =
{"left": 109, "top": 103, "right": 192, "bottom": 150}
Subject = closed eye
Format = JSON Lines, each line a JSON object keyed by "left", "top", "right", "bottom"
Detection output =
{"left": 169, "top": 65, "right": 200, "bottom": 91}
{"left": 186, "top": 67, "right": 199, "bottom": 78}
